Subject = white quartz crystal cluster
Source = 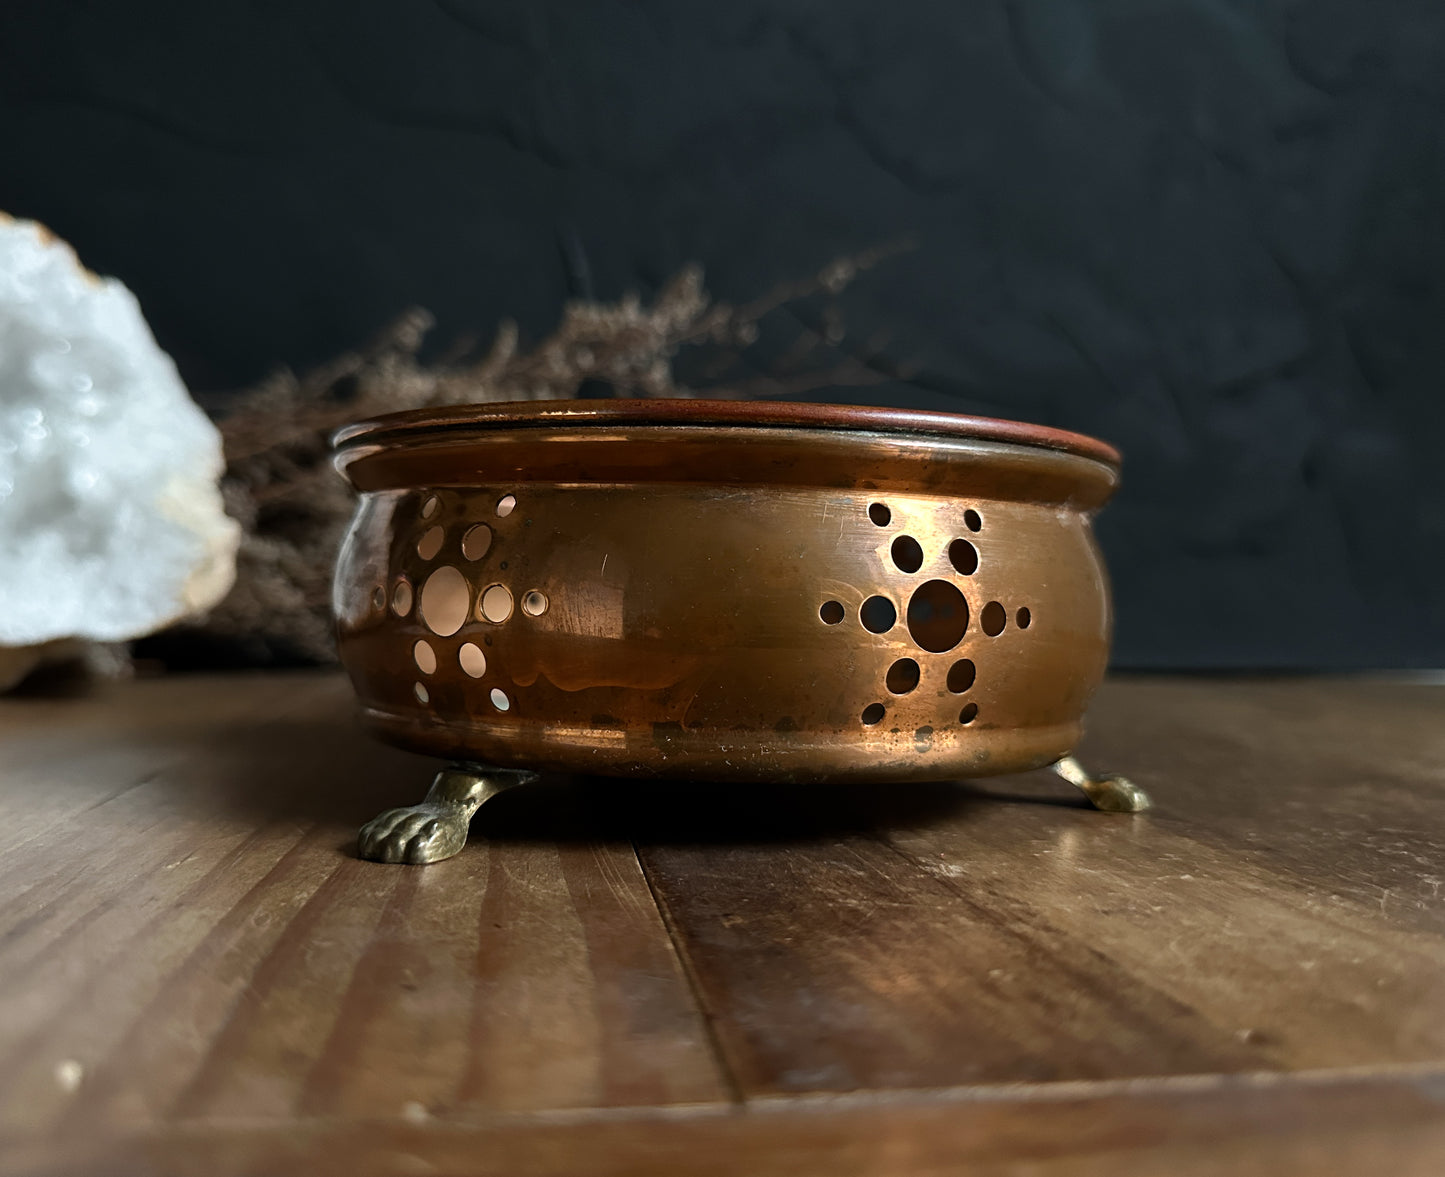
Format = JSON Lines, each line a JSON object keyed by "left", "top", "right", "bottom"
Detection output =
{"left": 0, "top": 214, "right": 238, "bottom": 687}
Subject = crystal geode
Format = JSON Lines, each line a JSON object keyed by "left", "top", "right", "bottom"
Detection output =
{"left": 0, "top": 214, "right": 238, "bottom": 688}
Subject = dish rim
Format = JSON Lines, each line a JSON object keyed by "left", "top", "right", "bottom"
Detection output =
{"left": 331, "top": 398, "right": 1121, "bottom": 468}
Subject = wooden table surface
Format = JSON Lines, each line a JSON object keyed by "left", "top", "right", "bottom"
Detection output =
{"left": 1, "top": 672, "right": 1443, "bottom": 1175}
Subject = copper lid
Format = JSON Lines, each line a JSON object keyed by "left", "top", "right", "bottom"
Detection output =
{"left": 332, "top": 399, "right": 1121, "bottom": 469}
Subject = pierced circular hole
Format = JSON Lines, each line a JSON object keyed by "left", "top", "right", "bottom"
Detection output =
{"left": 859, "top": 595, "right": 897, "bottom": 634}
{"left": 371, "top": 586, "right": 385, "bottom": 610}
{"left": 391, "top": 579, "right": 413, "bottom": 617}
{"left": 490, "top": 687, "right": 511, "bottom": 711}
{"left": 413, "top": 639, "right": 437, "bottom": 675}
{"left": 480, "top": 583, "right": 514, "bottom": 624}
{"left": 521, "top": 590, "right": 549, "bottom": 617}
{"left": 421, "top": 495, "right": 439, "bottom": 519}
{"left": 981, "top": 601, "right": 1007, "bottom": 637}
{"left": 459, "top": 642, "right": 487, "bottom": 678}
{"left": 906, "top": 579, "right": 969, "bottom": 653}
{"left": 462, "top": 523, "right": 492, "bottom": 561}
{"left": 964, "top": 509, "right": 982, "bottom": 532}
{"left": 959, "top": 702, "right": 978, "bottom": 725}
{"left": 947, "top": 659, "right": 976, "bottom": 694}
{"left": 417, "top": 526, "right": 445, "bottom": 561}
{"left": 495, "top": 494, "right": 516, "bottom": 518}
{"left": 1017, "top": 607, "right": 1032, "bottom": 629}
{"left": 413, "top": 682, "right": 430, "bottom": 704}
{"left": 419, "top": 566, "right": 469, "bottom": 637}
{"left": 949, "top": 539, "right": 978, "bottom": 576}
{"left": 861, "top": 702, "right": 886, "bottom": 725}
{"left": 886, "top": 658, "right": 921, "bottom": 695}
{"left": 891, "top": 535, "right": 924, "bottom": 574}
{"left": 819, "top": 600, "right": 845, "bottom": 625}
{"left": 868, "top": 502, "right": 891, "bottom": 527}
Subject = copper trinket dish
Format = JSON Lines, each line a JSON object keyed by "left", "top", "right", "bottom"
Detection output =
{"left": 332, "top": 400, "right": 1148, "bottom": 863}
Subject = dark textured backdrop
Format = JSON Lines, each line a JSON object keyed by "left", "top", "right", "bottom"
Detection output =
{"left": 2, "top": 0, "right": 1442, "bottom": 668}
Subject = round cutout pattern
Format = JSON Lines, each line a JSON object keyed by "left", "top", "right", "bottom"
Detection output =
{"left": 417, "top": 526, "right": 445, "bottom": 561}
{"left": 462, "top": 524, "right": 492, "bottom": 561}
{"left": 391, "top": 579, "right": 413, "bottom": 617}
{"left": 419, "top": 567, "right": 469, "bottom": 637}
{"left": 392, "top": 490, "right": 1031, "bottom": 738}
{"left": 949, "top": 539, "right": 978, "bottom": 576}
{"left": 860, "top": 595, "right": 897, "bottom": 634}
{"left": 480, "top": 584, "right": 514, "bottom": 624}
{"left": 947, "top": 659, "right": 976, "bottom": 694}
{"left": 981, "top": 601, "right": 1007, "bottom": 637}
{"left": 459, "top": 642, "right": 487, "bottom": 678}
{"left": 886, "top": 658, "right": 921, "bottom": 694}
{"left": 816, "top": 502, "right": 1034, "bottom": 729}
{"left": 891, "top": 535, "right": 924, "bottom": 574}
{"left": 907, "top": 580, "right": 969, "bottom": 653}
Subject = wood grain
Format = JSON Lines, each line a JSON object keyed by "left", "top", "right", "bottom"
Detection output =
{"left": 0, "top": 674, "right": 724, "bottom": 1140}
{"left": 9, "top": 1074, "right": 1445, "bottom": 1177}
{"left": 2, "top": 672, "right": 1444, "bottom": 1174}
{"left": 638, "top": 677, "right": 1445, "bottom": 1093}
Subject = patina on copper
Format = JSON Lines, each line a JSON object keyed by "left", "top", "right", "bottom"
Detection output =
{"left": 333, "top": 400, "right": 1148, "bottom": 863}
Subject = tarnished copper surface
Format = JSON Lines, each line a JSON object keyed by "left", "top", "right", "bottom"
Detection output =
{"left": 333, "top": 400, "right": 1122, "bottom": 784}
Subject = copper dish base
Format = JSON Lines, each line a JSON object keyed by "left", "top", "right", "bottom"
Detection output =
{"left": 331, "top": 400, "right": 1150, "bottom": 864}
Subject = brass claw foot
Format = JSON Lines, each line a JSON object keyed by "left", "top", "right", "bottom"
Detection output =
{"left": 358, "top": 764, "right": 539, "bottom": 864}
{"left": 1052, "top": 754, "right": 1151, "bottom": 813}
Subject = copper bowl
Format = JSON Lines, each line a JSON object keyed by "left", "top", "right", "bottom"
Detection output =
{"left": 333, "top": 400, "right": 1144, "bottom": 862}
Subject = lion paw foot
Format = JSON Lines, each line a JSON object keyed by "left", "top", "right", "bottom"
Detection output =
{"left": 1051, "top": 755, "right": 1152, "bottom": 813}
{"left": 358, "top": 804, "right": 469, "bottom": 864}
